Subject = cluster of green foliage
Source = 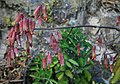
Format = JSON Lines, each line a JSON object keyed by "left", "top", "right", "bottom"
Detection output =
{"left": 29, "top": 28, "right": 94, "bottom": 84}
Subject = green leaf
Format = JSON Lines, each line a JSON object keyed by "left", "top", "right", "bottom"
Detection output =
{"left": 81, "top": 77, "right": 88, "bottom": 84}
{"left": 46, "top": 69, "right": 52, "bottom": 78}
{"left": 45, "top": 81, "right": 49, "bottom": 84}
{"left": 68, "top": 37, "right": 76, "bottom": 47}
{"left": 65, "top": 70, "right": 73, "bottom": 78}
{"left": 83, "top": 64, "right": 92, "bottom": 70}
{"left": 111, "top": 66, "right": 120, "bottom": 83}
{"left": 50, "top": 81, "right": 53, "bottom": 84}
{"left": 20, "top": 57, "right": 26, "bottom": 61}
{"left": 66, "top": 61, "right": 72, "bottom": 68}
{"left": 84, "top": 70, "right": 91, "bottom": 81}
{"left": 50, "top": 79, "right": 58, "bottom": 84}
{"left": 113, "top": 58, "right": 120, "bottom": 73}
{"left": 60, "top": 66, "right": 65, "bottom": 71}
{"left": 79, "top": 58, "right": 84, "bottom": 67}
{"left": 90, "top": 59, "right": 94, "bottom": 65}
{"left": 53, "top": 59, "right": 58, "bottom": 65}
{"left": 50, "top": 64, "right": 55, "bottom": 68}
{"left": 29, "top": 74, "right": 39, "bottom": 79}
{"left": 58, "top": 76, "right": 68, "bottom": 84}
{"left": 68, "top": 59, "right": 79, "bottom": 66}
{"left": 29, "top": 66, "right": 39, "bottom": 71}
{"left": 33, "top": 81, "right": 39, "bottom": 84}
{"left": 56, "top": 72, "right": 64, "bottom": 80}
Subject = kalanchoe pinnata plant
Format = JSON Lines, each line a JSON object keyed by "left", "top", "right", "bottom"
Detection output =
{"left": 4, "top": 12, "right": 36, "bottom": 68}
{"left": 28, "top": 28, "right": 94, "bottom": 84}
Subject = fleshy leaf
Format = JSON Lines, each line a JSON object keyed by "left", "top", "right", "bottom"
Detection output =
{"left": 68, "top": 59, "right": 79, "bottom": 66}
{"left": 65, "top": 70, "right": 73, "bottom": 78}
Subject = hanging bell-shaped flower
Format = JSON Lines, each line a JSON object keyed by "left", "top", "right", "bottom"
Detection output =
{"left": 23, "top": 17, "right": 29, "bottom": 31}
{"left": 58, "top": 48, "right": 62, "bottom": 60}
{"left": 34, "top": 5, "right": 42, "bottom": 19}
{"left": 14, "top": 12, "right": 24, "bottom": 24}
{"left": 10, "top": 31, "right": 16, "bottom": 47}
{"left": 77, "top": 43, "right": 80, "bottom": 56}
{"left": 31, "top": 21, "right": 35, "bottom": 34}
{"left": 7, "top": 27, "right": 14, "bottom": 38}
{"left": 29, "top": 19, "right": 32, "bottom": 31}
{"left": 19, "top": 20, "right": 23, "bottom": 34}
{"left": 58, "top": 48, "right": 64, "bottom": 66}
{"left": 104, "top": 53, "right": 108, "bottom": 69}
{"left": 42, "top": 57, "right": 47, "bottom": 69}
{"left": 50, "top": 33, "right": 59, "bottom": 52}
{"left": 28, "top": 32, "right": 32, "bottom": 47}
{"left": 92, "top": 45, "right": 96, "bottom": 60}
{"left": 43, "top": 5, "right": 48, "bottom": 21}
{"left": 97, "top": 35, "right": 102, "bottom": 47}
{"left": 26, "top": 40, "right": 30, "bottom": 54}
{"left": 47, "top": 52, "right": 52, "bottom": 65}
{"left": 15, "top": 23, "right": 19, "bottom": 34}
{"left": 60, "top": 53, "right": 64, "bottom": 66}
{"left": 57, "top": 30, "right": 62, "bottom": 40}
{"left": 29, "top": 20, "right": 34, "bottom": 34}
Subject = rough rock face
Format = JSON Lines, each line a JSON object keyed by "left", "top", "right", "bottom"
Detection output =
{"left": 0, "top": 0, "right": 26, "bottom": 27}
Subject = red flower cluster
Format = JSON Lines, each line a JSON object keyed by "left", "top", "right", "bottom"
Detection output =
{"left": 33, "top": 5, "right": 48, "bottom": 26}
{"left": 4, "top": 12, "right": 36, "bottom": 67}
{"left": 103, "top": 53, "right": 114, "bottom": 72}
{"left": 42, "top": 52, "right": 52, "bottom": 69}
{"left": 42, "top": 30, "right": 64, "bottom": 69}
